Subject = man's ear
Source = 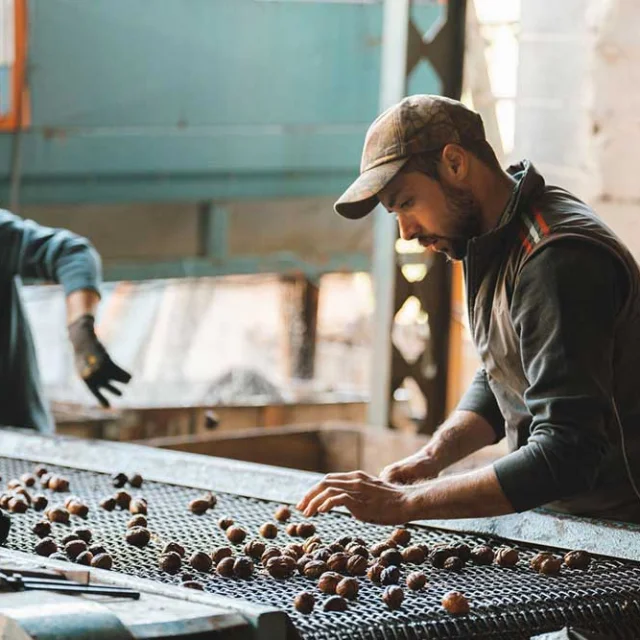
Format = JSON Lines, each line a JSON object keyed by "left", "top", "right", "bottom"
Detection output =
{"left": 440, "top": 144, "right": 469, "bottom": 183}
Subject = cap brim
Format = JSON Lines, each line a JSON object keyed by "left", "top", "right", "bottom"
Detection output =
{"left": 334, "top": 157, "right": 409, "bottom": 219}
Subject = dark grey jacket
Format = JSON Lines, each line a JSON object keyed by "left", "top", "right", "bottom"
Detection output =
{"left": 457, "top": 161, "right": 640, "bottom": 523}
{"left": 0, "top": 209, "right": 101, "bottom": 433}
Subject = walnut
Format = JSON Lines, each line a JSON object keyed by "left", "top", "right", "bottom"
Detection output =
{"left": 382, "top": 585, "right": 404, "bottom": 610}
{"left": 336, "top": 576, "right": 359, "bottom": 600}
{"left": 318, "top": 571, "right": 342, "bottom": 594}
{"left": 32, "top": 495, "right": 48, "bottom": 512}
{"left": 39, "top": 474, "right": 52, "bottom": 489}
{"left": 233, "top": 556, "right": 254, "bottom": 579}
{"left": 312, "top": 548, "right": 331, "bottom": 563}
{"left": 379, "top": 549, "right": 403, "bottom": 567}
{"left": 430, "top": 546, "right": 455, "bottom": 568}
{"left": 125, "top": 527, "right": 150, "bottom": 548}
{"left": 61, "top": 533, "right": 80, "bottom": 545}
{"left": 204, "top": 492, "right": 217, "bottom": 508}
{"left": 180, "top": 573, "right": 195, "bottom": 582}
{"left": 495, "top": 547, "right": 519, "bottom": 567}
{"left": 89, "top": 544, "right": 107, "bottom": 556}
{"left": 564, "top": 550, "right": 591, "bottom": 570}
{"left": 35, "top": 537, "right": 58, "bottom": 557}
{"left": 303, "top": 560, "right": 328, "bottom": 579}
{"left": 159, "top": 552, "right": 182, "bottom": 574}
{"left": 182, "top": 580, "right": 204, "bottom": 590}
{"left": 347, "top": 545, "right": 369, "bottom": 559}
{"left": 296, "top": 554, "right": 312, "bottom": 574}
{"left": 129, "top": 498, "right": 147, "bottom": 515}
{"left": 65, "top": 540, "right": 88, "bottom": 560}
{"left": 442, "top": 591, "right": 470, "bottom": 615}
{"left": 14, "top": 487, "right": 32, "bottom": 504}
{"left": 322, "top": 596, "right": 348, "bottom": 612}
{"left": 114, "top": 491, "right": 132, "bottom": 509}
{"left": 367, "top": 562, "right": 385, "bottom": 584}
{"left": 260, "top": 547, "right": 281, "bottom": 564}
{"left": 20, "top": 473, "right": 35, "bottom": 487}
{"left": 218, "top": 517, "right": 234, "bottom": 530}
{"left": 163, "top": 542, "right": 186, "bottom": 558}
{"left": 129, "top": 473, "right": 143, "bottom": 488}
{"left": 111, "top": 473, "right": 128, "bottom": 488}
{"left": 297, "top": 522, "right": 316, "bottom": 539}
{"left": 390, "top": 528, "right": 411, "bottom": 546}
{"left": 259, "top": 523, "right": 278, "bottom": 539}
{"left": 46, "top": 507, "right": 69, "bottom": 524}
{"left": 380, "top": 565, "right": 400, "bottom": 585}
{"left": 302, "top": 535, "right": 322, "bottom": 554}
{"left": 266, "top": 556, "right": 296, "bottom": 579}
{"left": 352, "top": 537, "right": 367, "bottom": 547}
{"left": 285, "top": 523, "right": 298, "bottom": 536}
{"left": 443, "top": 556, "right": 464, "bottom": 572}
{"left": 530, "top": 552, "right": 555, "bottom": 572}
{"left": 7, "top": 479, "right": 22, "bottom": 490}
{"left": 406, "top": 571, "right": 427, "bottom": 590}
{"left": 34, "top": 465, "right": 48, "bottom": 478}
{"left": 539, "top": 556, "right": 562, "bottom": 575}
{"left": 8, "top": 497, "right": 28, "bottom": 513}
{"left": 402, "top": 545, "right": 426, "bottom": 564}
{"left": 189, "top": 498, "right": 209, "bottom": 515}
{"left": 370, "top": 542, "right": 393, "bottom": 558}
{"left": 75, "top": 551, "right": 93, "bottom": 566}
{"left": 226, "top": 526, "right": 247, "bottom": 545}
{"left": 216, "top": 557, "right": 235, "bottom": 577}
{"left": 293, "top": 591, "right": 315, "bottom": 615}
{"left": 327, "top": 542, "right": 345, "bottom": 554}
{"left": 274, "top": 506, "right": 291, "bottom": 522}
{"left": 452, "top": 543, "right": 471, "bottom": 562}
{"left": 337, "top": 536, "right": 352, "bottom": 547}
{"left": 67, "top": 501, "right": 89, "bottom": 518}
{"left": 48, "top": 476, "right": 70, "bottom": 492}
{"left": 189, "top": 551, "right": 213, "bottom": 573}
{"left": 73, "top": 528, "right": 92, "bottom": 543}
{"left": 91, "top": 553, "right": 113, "bottom": 570}
{"left": 470, "top": 545, "right": 494, "bottom": 566}
{"left": 32, "top": 520, "right": 52, "bottom": 538}
{"left": 127, "top": 515, "right": 148, "bottom": 529}
{"left": 346, "top": 554, "right": 368, "bottom": 576}
{"left": 100, "top": 497, "right": 117, "bottom": 511}
{"left": 0, "top": 494, "right": 11, "bottom": 509}
{"left": 245, "top": 539, "right": 266, "bottom": 560}
{"left": 283, "top": 543, "right": 304, "bottom": 560}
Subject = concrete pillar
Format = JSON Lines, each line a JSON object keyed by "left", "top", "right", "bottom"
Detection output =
{"left": 515, "top": 0, "right": 640, "bottom": 259}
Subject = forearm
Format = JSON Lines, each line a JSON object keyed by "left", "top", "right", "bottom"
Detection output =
{"left": 406, "top": 465, "right": 514, "bottom": 520}
{"left": 66, "top": 289, "right": 100, "bottom": 325}
{"left": 422, "top": 410, "right": 497, "bottom": 472}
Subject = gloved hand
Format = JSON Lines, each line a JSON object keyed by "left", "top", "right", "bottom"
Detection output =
{"left": 68, "top": 314, "right": 132, "bottom": 407}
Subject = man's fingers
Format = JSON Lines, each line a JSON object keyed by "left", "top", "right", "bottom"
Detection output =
{"left": 296, "top": 476, "right": 365, "bottom": 511}
{"left": 304, "top": 486, "right": 356, "bottom": 517}
{"left": 318, "top": 493, "right": 359, "bottom": 515}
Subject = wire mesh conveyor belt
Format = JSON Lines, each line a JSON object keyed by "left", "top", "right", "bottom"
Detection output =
{"left": 1, "top": 457, "right": 639, "bottom": 640}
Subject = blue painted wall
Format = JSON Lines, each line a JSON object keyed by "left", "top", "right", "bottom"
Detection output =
{"left": 0, "top": 0, "right": 443, "bottom": 205}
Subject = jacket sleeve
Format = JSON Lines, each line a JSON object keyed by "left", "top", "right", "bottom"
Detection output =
{"left": 0, "top": 209, "right": 102, "bottom": 296}
{"left": 492, "top": 240, "right": 623, "bottom": 512}
{"left": 456, "top": 368, "right": 505, "bottom": 441}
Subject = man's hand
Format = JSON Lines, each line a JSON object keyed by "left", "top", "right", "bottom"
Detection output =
{"left": 68, "top": 314, "right": 132, "bottom": 407}
{"left": 380, "top": 450, "right": 442, "bottom": 485}
{"left": 295, "top": 471, "right": 418, "bottom": 525}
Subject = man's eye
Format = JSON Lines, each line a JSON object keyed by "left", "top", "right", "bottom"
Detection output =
{"left": 400, "top": 198, "right": 413, "bottom": 210}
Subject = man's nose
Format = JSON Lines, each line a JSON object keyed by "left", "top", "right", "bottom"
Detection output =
{"left": 396, "top": 213, "right": 417, "bottom": 241}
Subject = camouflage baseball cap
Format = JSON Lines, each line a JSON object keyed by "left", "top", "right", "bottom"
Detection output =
{"left": 334, "top": 94, "right": 486, "bottom": 219}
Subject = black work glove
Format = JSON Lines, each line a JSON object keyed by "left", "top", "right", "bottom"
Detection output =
{"left": 68, "top": 314, "right": 132, "bottom": 407}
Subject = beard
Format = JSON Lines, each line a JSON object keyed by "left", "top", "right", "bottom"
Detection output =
{"left": 434, "top": 182, "right": 483, "bottom": 261}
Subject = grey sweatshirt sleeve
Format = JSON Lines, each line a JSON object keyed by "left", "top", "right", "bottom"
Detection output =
{"left": 0, "top": 209, "right": 102, "bottom": 296}
{"left": 493, "top": 240, "right": 623, "bottom": 512}
{"left": 456, "top": 368, "right": 505, "bottom": 441}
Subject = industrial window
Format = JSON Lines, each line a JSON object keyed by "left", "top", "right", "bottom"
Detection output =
{"left": 0, "top": 0, "right": 26, "bottom": 130}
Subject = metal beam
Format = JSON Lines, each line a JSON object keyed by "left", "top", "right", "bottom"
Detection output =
{"left": 368, "top": 0, "right": 411, "bottom": 429}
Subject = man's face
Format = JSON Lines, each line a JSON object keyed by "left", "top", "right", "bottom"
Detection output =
{"left": 378, "top": 168, "right": 483, "bottom": 261}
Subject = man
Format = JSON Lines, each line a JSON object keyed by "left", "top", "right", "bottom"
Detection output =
{"left": 297, "top": 94, "right": 640, "bottom": 525}
{"left": 0, "top": 208, "right": 131, "bottom": 433}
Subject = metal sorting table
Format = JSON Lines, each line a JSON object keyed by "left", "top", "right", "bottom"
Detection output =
{"left": 0, "top": 431, "right": 638, "bottom": 640}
